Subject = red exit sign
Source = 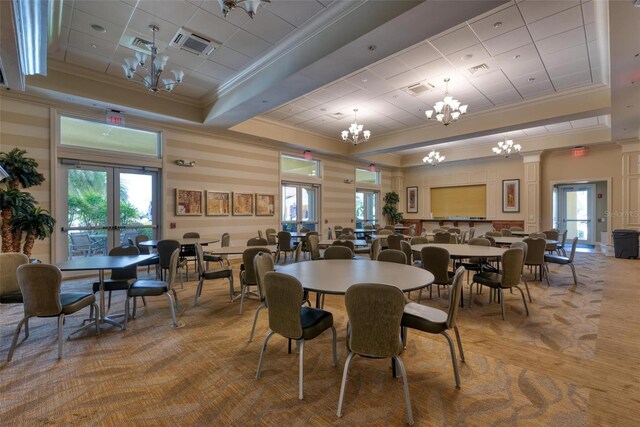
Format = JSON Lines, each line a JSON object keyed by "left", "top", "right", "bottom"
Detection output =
{"left": 106, "top": 110, "right": 125, "bottom": 126}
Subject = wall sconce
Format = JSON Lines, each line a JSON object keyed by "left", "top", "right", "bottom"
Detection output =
{"left": 343, "top": 178, "right": 354, "bottom": 184}
{"left": 368, "top": 163, "right": 376, "bottom": 172}
{"left": 303, "top": 150, "right": 312, "bottom": 160}
{"left": 176, "top": 159, "right": 196, "bottom": 167}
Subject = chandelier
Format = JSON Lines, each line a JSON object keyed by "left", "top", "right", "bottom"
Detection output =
{"left": 425, "top": 78, "right": 468, "bottom": 125}
{"left": 123, "top": 25, "right": 184, "bottom": 93}
{"left": 341, "top": 109, "right": 371, "bottom": 145}
{"left": 422, "top": 150, "right": 445, "bottom": 166}
{"left": 492, "top": 137, "right": 521, "bottom": 157}
{"left": 218, "top": 0, "right": 269, "bottom": 18}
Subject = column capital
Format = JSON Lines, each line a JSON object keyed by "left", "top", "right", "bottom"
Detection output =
{"left": 522, "top": 151, "right": 543, "bottom": 163}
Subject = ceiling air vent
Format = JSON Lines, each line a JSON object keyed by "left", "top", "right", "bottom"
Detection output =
{"left": 468, "top": 63, "right": 490, "bottom": 74}
{"left": 170, "top": 28, "right": 219, "bottom": 56}
{"left": 330, "top": 112, "right": 346, "bottom": 120}
{"left": 403, "top": 82, "right": 434, "bottom": 96}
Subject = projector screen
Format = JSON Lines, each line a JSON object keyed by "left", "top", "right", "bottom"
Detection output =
{"left": 430, "top": 185, "right": 486, "bottom": 218}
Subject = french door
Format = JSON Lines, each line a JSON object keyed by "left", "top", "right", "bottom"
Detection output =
{"left": 281, "top": 183, "right": 319, "bottom": 232}
{"left": 355, "top": 190, "right": 378, "bottom": 228}
{"left": 558, "top": 184, "right": 596, "bottom": 245}
{"left": 59, "top": 162, "right": 159, "bottom": 260}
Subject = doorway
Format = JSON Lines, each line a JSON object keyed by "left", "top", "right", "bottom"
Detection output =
{"left": 281, "top": 182, "right": 319, "bottom": 232}
{"left": 556, "top": 183, "right": 596, "bottom": 245}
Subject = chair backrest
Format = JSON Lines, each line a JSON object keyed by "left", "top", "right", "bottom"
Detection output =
{"left": 469, "top": 237, "right": 490, "bottom": 247}
{"left": 523, "top": 237, "right": 546, "bottom": 265}
{"left": 510, "top": 241, "right": 528, "bottom": 272}
{"left": 345, "top": 283, "right": 405, "bottom": 358}
{"left": 377, "top": 249, "right": 406, "bottom": 264}
{"left": 341, "top": 227, "right": 354, "bottom": 235}
{"left": 70, "top": 232, "right": 92, "bottom": 248}
{"left": 0, "top": 253, "right": 30, "bottom": 297}
{"left": 432, "top": 228, "right": 443, "bottom": 233}
{"left": 263, "top": 272, "right": 304, "bottom": 339}
{"left": 108, "top": 245, "right": 139, "bottom": 280}
{"left": 307, "top": 235, "right": 321, "bottom": 260}
{"left": 433, "top": 232, "right": 451, "bottom": 244}
{"left": 294, "top": 241, "right": 304, "bottom": 262}
{"left": 157, "top": 239, "right": 181, "bottom": 269}
{"left": 529, "top": 232, "right": 546, "bottom": 239}
{"left": 183, "top": 232, "right": 200, "bottom": 238}
{"left": 384, "top": 225, "right": 395, "bottom": 231}
{"left": 134, "top": 235, "right": 151, "bottom": 255}
{"left": 485, "top": 231, "right": 502, "bottom": 237}
{"left": 446, "top": 266, "right": 466, "bottom": 328}
{"left": 195, "top": 243, "right": 206, "bottom": 274}
{"left": 221, "top": 232, "right": 231, "bottom": 248}
{"left": 337, "top": 232, "right": 356, "bottom": 240}
{"left": 378, "top": 229, "right": 393, "bottom": 236}
{"left": 364, "top": 225, "right": 375, "bottom": 230}
{"left": 567, "top": 236, "right": 578, "bottom": 262}
{"left": 166, "top": 249, "right": 180, "bottom": 290}
{"left": 16, "top": 264, "right": 63, "bottom": 317}
{"left": 387, "top": 234, "right": 403, "bottom": 250}
{"left": 501, "top": 229, "right": 512, "bottom": 236}
{"left": 265, "top": 228, "right": 277, "bottom": 245}
{"left": 370, "top": 238, "right": 381, "bottom": 261}
{"left": 257, "top": 230, "right": 264, "bottom": 239}
{"left": 501, "top": 248, "right": 524, "bottom": 288}
{"left": 460, "top": 230, "right": 469, "bottom": 244}
{"left": 410, "top": 236, "right": 429, "bottom": 245}
{"left": 420, "top": 246, "right": 451, "bottom": 285}
{"left": 404, "top": 228, "right": 416, "bottom": 237}
{"left": 510, "top": 227, "right": 523, "bottom": 231}
{"left": 560, "top": 229, "right": 568, "bottom": 246}
{"left": 400, "top": 240, "right": 412, "bottom": 265}
{"left": 333, "top": 226, "right": 343, "bottom": 235}
{"left": 448, "top": 227, "right": 461, "bottom": 235}
{"left": 254, "top": 252, "right": 275, "bottom": 302}
{"left": 485, "top": 236, "right": 496, "bottom": 247}
{"left": 247, "top": 237, "right": 268, "bottom": 246}
{"left": 242, "top": 247, "right": 270, "bottom": 285}
{"left": 332, "top": 240, "right": 355, "bottom": 253}
{"left": 543, "top": 229, "right": 559, "bottom": 240}
{"left": 323, "top": 246, "right": 353, "bottom": 259}
{"left": 277, "top": 231, "right": 292, "bottom": 249}
{"left": 468, "top": 228, "right": 476, "bottom": 239}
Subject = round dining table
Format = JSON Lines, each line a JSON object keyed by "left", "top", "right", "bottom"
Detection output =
{"left": 277, "top": 259, "right": 434, "bottom": 296}
{"left": 410, "top": 243, "right": 507, "bottom": 258}
{"left": 489, "top": 236, "right": 557, "bottom": 246}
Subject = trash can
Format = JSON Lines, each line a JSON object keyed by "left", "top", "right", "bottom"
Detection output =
{"left": 612, "top": 229, "right": 639, "bottom": 259}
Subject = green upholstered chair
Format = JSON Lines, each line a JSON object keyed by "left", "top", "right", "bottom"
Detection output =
{"left": 204, "top": 232, "right": 231, "bottom": 267}
{"left": 369, "top": 238, "right": 382, "bottom": 260}
{"left": 377, "top": 249, "right": 406, "bottom": 265}
{"left": 523, "top": 237, "right": 548, "bottom": 283}
{"left": 239, "top": 246, "right": 270, "bottom": 313}
{"left": 323, "top": 246, "right": 352, "bottom": 260}
{"left": 418, "top": 245, "right": 455, "bottom": 302}
{"left": 194, "top": 243, "right": 234, "bottom": 305}
{"left": 433, "top": 232, "right": 452, "bottom": 243}
{"left": 545, "top": 237, "right": 579, "bottom": 286}
{"left": 248, "top": 251, "right": 275, "bottom": 342}
{"left": 247, "top": 237, "right": 268, "bottom": 246}
{"left": 387, "top": 234, "right": 403, "bottom": 250}
{"left": 276, "top": 231, "right": 295, "bottom": 263}
{"left": 92, "top": 245, "right": 139, "bottom": 312}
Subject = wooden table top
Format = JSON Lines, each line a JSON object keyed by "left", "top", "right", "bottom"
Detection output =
{"left": 206, "top": 245, "right": 278, "bottom": 255}
{"left": 277, "top": 259, "right": 434, "bottom": 295}
{"left": 410, "top": 243, "right": 507, "bottom": 258}
{"left": 138, "top": 237, "right": 220, "bottom": 247}
{"left": 56, "top": 254, "right": 156, "bottom": 271}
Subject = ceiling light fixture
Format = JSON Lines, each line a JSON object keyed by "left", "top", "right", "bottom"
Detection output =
{"left": 122, "top": 25, "right": 184, "bottom": 93}
{"left": 218, "top": 0, "right": 269, "bottom": 18}
{"left": 176, "top": 159, "right": 196, "bottom": 167}
{"left": 368, "top": 163, "right": 376, "bottom": 172}
{"left": 303, "top": 150, "right": 312, "bottom": 160}
{"left": 425, "top": 78, "right": 468, "bottom": 126}
{"left": 492, "top": 135, "right": 521, "bottom": 158}
{"left": 422, "top": 150, "right": 445, "bottom": 166}
{"left": 341, "top": 109, "right": 371, "bottom": 145}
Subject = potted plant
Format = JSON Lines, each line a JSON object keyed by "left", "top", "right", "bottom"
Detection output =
{"left": 382, "top": 191, "right": 404, "bottom": 225}
{"left": 0, "top": 188, "right": 35, "bottom": 252}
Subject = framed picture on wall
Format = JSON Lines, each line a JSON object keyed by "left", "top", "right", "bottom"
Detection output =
{"left": 233, "top": 192, "right": 254, "bottom": 216}
{"left": 407, "top": 186, "right": 418, "bottom": 213}
{"left": 502, "top": 179, "right": 520, "bottom": 213}
{"left": 255, "top": 194, "right": 275, "bottom": 216}
{"left": 176, "top": 189, "right": 203, "bottom": 216}
{"left": 206, "top": 191, "right": 230, "bottom": 216}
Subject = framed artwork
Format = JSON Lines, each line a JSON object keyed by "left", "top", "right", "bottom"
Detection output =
{"left": 255, "top": 193, "right": 275, "bottom": 216}
{"left": 233, "top": 192, "right": 254, "bottom": 216}
{"left": 206, "top": 191, "right": 230, "bottom": 216}
{"left": 502, "top": 179, "right": 520, "bottom": 213}
{"left": 176, "top": 189, "right": 202, "bottom": 216}
{"left": 406, "top": 186, "right": 418, "bottom": 213}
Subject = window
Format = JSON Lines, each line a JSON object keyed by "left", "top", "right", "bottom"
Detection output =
{"left": 282, "top": 183, "right": 319, "bottom": 232}
{"left": 355, "top": 168, "right": 380, "bottom": 185}
{"left": 60, "top": 115, "right": 161, "bottom": 157}
{"left": 281, "top": 154, "right": 320, "bottom": 177}
{"left": 356, "top": 190, "right": 378, "bottom": 228}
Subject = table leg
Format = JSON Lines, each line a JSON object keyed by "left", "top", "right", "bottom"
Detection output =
{"left": 98, "top": 269, "right": 125, "bottom": 329}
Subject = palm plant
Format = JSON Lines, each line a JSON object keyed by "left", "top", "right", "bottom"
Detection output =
{"left": 0, "top": 148, "right": 45, "bottom": 190}
{"left": 0, "top": 188, "right": 36, "bottom": 252}
{"left": 11, "top": 207, "right": 56, "bottom": 257}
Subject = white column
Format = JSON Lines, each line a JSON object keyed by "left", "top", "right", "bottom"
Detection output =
{"left": 522, "top": 152, "right": 542, "bottom": 232}
{"left": 620, "top": 140, "right": 640, "bottom": 229}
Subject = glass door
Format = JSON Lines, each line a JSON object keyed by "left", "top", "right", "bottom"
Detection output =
{"left": 60, "top": 162, "right": 158, "bottom": 260}
{"left": 558, "top": 184, "right": 596, "bottom": 245}
{"left": 281, "top": 183, "right": 319, "bottom": 232}
{"left": 355, "top": 190, "right": 378, "bottom": 228}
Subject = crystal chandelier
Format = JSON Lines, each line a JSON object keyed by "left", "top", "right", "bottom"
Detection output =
{"left": 425, "top": 78, "right": 468, "bottom": 125}
{"left": 341, "top": 109, "right": 371, "bottom": 145}
{"left": 492, "top": 136, "right": 521, "bottom": 158}
{"left": 218, "top": 0, "right": 270, "bottom": 18}
{"left": 422, "top": 150, "right": 445, "bottom": 166}
{"left": 122, "top": 25, "right": 184, "bottom": 93}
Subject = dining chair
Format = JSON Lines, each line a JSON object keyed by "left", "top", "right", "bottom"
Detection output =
{"left": 248, "top": 252, "right": 275, "bottom": 342}
{"left": 433, "top": 232, "right": 451, "bottom": 244}
{"left": 469, "top": 248, "right": 528, "bottom": 320}
{"left": 265, "top": 228, "right": 277, "bottom": 245}
{"left": 545, "top": 237, "right": 579, "bottom": 286}
{"left": 448, "top": 227, "right": 461, "bottom": 235}
{"left": 468, "top": 228, "right": 476, "bottom": 239}
{"left": 239, "top": 246, "right": 270, "bottom": 313}
{"left": 257, "top": 230, "right": 264, "bottom": 239}
{"left": 332, "top": 239, "right": 355, "bottom": 254}
{"left": 510, "top": 241, "right": 532, "bottom": 302}
{"left": 323, "top": 246, "right": 352, "bottom": 259}
{"left": 299, "top": 227, "right": 311, "bottom": 233}
{"left": 523, "top": 237, "right": 548, "bottom": 283}
{"left": 402, "top": 266, "right": 466, "bottom": 388}
{"left": 485, "top": 231, "right": 502, "bottom": 238}
{"left": 409, "top": 237, "right": 429, "bottom": 265}
{"left": 157, "top": 239, "right": 186, "bottom": 287}
{"left": 459, "top": 237, "right": 491, "bottom": 283}
{"left": 529, "top": 232, "right": 547, "bottom": 239}
{"left": 294, "top": 241, "right": 304, "bottom": 262}
{"left": 400, "top": 241, "right": 413, "bottom": 265}
{"left": 510, "top": 227, "right": 524, "bottom": 232}
{"left": 7, "top": 264, "right": 99, "bottom": 361}
{"left": 69, "top": 232, "right": 103, "bottom": 257}
{"left": 194, "top": 243, "right": 234, "bottom": 305}
{"left": 134, "top": 235, "right": 159, "bottom": 276}
{"left": 369, "top": 238, "right": 382, "bottom": 260}
{"left": 337, "top": 232, "right": 356, "bottom": 240}
{"left": 256, "top": 272, "right": 337, "bottom": 400}
{"left": 501, "top": 229, "right": 512, "bottom": 236}
{"left": 276, "top": 231, "right": 295, "bottom": 263}
{"left": 377, "top": 249, "right": 406, "bottom": 264}
{"left": 248, "top": 237, "right": 268, "bottom": 246}
{"left": 0, "top": 252, "right": 29, "bottom": 304}
{"left": 418, "top": 245, "right": 455, "bottom": 302}
{"left": 181, "top": 232, "right": 200, "bottom": 277}
{"left": 204, "top": 232, "right": 230, "bottom": 267}
{"left": 543, "top": 229, "right": 560, "bottom": 253}
{"left": 337, "top": 283, "right": 412, "bottom": 425}
{"left": 307, "top": 235, "right": 322, "bottom": 260}
{"left": 341, "top": 227, "right": 355, "bottom": 235}
{"left": 383, "top": 225, "right": 395, "bottom": 231}
{"left": 124, "top": 249, "right": 181, "bottom": 329}
{"left": 387, "top": 234, "right": 403, "bottom": 250}
{"left": 91, "top": 245, "right": 139, "bottom": 314}
{"left": 557, "top": 229, "right": 568, "bottom": 256}
{"left": 333, "top": 226, "right": 343, "bottom": 236}
{"left": 302, "top": 231, "right": 319, "bottom": 259}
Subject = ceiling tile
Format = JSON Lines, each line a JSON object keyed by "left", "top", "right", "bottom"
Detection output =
{"left": 429, "top": 26, "right": 479, "bottom": 56}
{"left": 414, "top": 58, "right": 457, "bottom": 81}
{"left": 469, "top": 5, "right": 525, "bottom": 41}
{"left": 185, "top": 9, "right": 239, "bottom": 43}
{"left": 136, "top": 0, "right": 198, "bottom": 26}
{"left": 521, "top": 125, "right": 548, "bottom": 136}
{"left": 571, "top": 117, "right": 598, "bottom": 128}
{"left": 264, "top": 1, "right": 326, "bottom": 27}
{"left": 262, "top": 110, "right": 290, "bottom": 121}
{"left": 290, "top": 96, "right": 321, "bottom": 110}
{"left": 447, "top": 43, "right": 491, "bottom": 70}
{"left": 68, "top": 30, "right": 118, "bottom": 59}
{"left": 242, "top": 9, "right": 296, "bottom": 44}
{"left": 369, "top": 58, "right": 410, "bottom": 80}
{"left": 469, "top": 70, "right": 514, "bottom": 93}
{"left": 161, "top": 46, "right": 207, "bottom": 71}
{"left": 276, "top": 104, "right": 306, "bottom": 117}
{"left": 195, "top": 60, "right": 236, "bottom": 80}
{"left": 385, "top": 70, "right": 424, "bottom": 89}
{"left": 486, "top": 87, "right": 522, "bottom": 105}
{"left": 65, "top": 47, "right": 112, "bottom": 73}
{"left": 545, "top": 122, "right": 573, "bottom": 132}
{"left": 128, "top": 9, "right": 180, "bottom": 44}
{"left": 542, "top": 44, "right": 588, "bottom": 73}
{"left": 517, "top": 81, "right": 554, "bottom": 98}
{"left": 224, "top": 29, "right": 272, "bottom": 58}
{"left": 323, "top": 80, "right": 361, "bottom": 96}
{"left": 395, "top": 43, "right": 442, "bottom": 69}
{"left": 551, "top": 69, "right": 592, "bottom": 90}
{"left": 70, "top": 9, "right": 125, "bottom": 45}
{"left": 209, "top": 46, "right": 252, "bottom": 70}
{"left": 199, "top": 0, "right": 252, "bottom": 27}
{"left": 517, "top": 0, "right": 580, "bottom": 24}
{"left": 344, "top": 70, "right": 396, "bottom": 95}
{"left": 527, "top": 6, "right": 583, "bottom": 42}
{"left": 74, "top": 0, "right": 135, "bottom": 28}
{"left": 483, "top": 27, "right": 533, "bottom": 56}
{"left": 535, "top": 27, "right": 586, "bottom": 55}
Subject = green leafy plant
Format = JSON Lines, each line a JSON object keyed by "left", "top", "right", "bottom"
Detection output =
{"left": 0, "top": 188, "right": 36, "bottom": 252}
{"left": 11, "top": 207, "right": 56, "bottom": 257}
{"left": 0, "top": 148, "right": 45, "bottom": 190}
{"left": 382, "top": 191, "right": 404, "bottom": 225}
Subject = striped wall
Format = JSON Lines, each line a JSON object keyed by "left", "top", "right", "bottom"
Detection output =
{"left": 0, "top": 96, "right": 52, "bottom": 263}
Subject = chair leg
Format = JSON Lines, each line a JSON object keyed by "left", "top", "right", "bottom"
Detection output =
{"left": 132, "top": 296, "right": 138, "bottom": 319}
{"left": 417, "top": 288, "right": 423, "bottom": 303}
{"left": 543, "top": 263, "right": 550, "bottom": 286}
{"left": 569, "top": 263, "right": 578, "bottom": 286}
{"left": 7, "top": 317, "right": 28, "bottom": 362}
{"left": 453, "top": 325, "right": 465, "bottom": 363}
{"left": 249, "top": 304, "right": 266, "bottom": 342}
{"left": 522, "top": 276, "right": 532, "bottom": 302}
{"left": 515, "top": 286, "right": 530, "bottom": 316}
{"left": 393, "top": 356, "right": 414, "bottom": 425}
{"left": 107, "top": 291, "right": 112, "bottom": 310}
{"left": 298, "top": 339, "right": 305, "bottom": 400}
{"left": 124, "top": 297, "right": 130, "bottom": 330}
{"left": 172, "top": 288, "right": 180, "bottom": 312}
{"left": 442, "top": 331, "right": 461, "bottom": 388}
{"left": 239, "top": 284, "right": 246, "bottom": 314}
{"left": 58, "top": 314, "right": 65, "bottom": 359}
{"left": 499, "top": 289, "right": 505, "bottom": 320}
{"left": 256, "top": 331, "right": 275, "bottom": 379}
{"left": 331, "top": 326, "right": 338, "bottom": 367}
{"left": 468, "top": 282, "right": 475, "bottom": 308}
{"left": 337, "top": 352, "right": 355, "bottom": 417}
{"left": 228, "top": 276, "right": 235, "bottom": 302}
{"left": 91, "top": 303, "right": 100, "bottom": 335}
{"left": 24, "top": 318, "right": 29, "bottom": 339}
{"left": 194, "top": 278, "right": 204, "bottom": 305}
{"left": 165, "top": 292, "right": 178, "bottom": 327}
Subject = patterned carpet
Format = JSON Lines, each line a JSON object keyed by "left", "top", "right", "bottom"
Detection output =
{"left": 0, "top": 252, "right": 634, "bottom": 425}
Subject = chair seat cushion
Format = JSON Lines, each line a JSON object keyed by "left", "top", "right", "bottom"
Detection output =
{"left": 92, "top": 279, "right": 135, "bottom": 293}
{"left": 128, "top": 280, "right": 169, "bottom": 297}
{"left": 401, "top": 302, "right": 447, "bottom": 334}
{"left": 0, "top": 290, "right": 23, "bottom": 304}
{"left": 202, "top": 267, "right": 233, "bottom": 280}
{"left": 60, "top": 292, "right": 96, "bottom": 314}
{"left": 203, "top": 254, "right": 223, "bottom": 262}
{"left": 545, "top": 254, "right": 571, "bottom": 264}
{"left": 472, "top": 272, "right": 502, "bottom": 287}
{"left": 300, "top": 307, "right": 333, "bottom": 340}
{"left": 459, "top": 261, "right": 482, "bottom": 272}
